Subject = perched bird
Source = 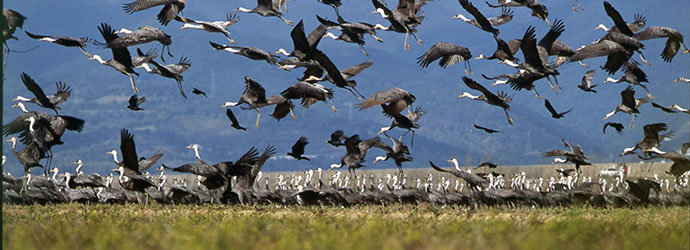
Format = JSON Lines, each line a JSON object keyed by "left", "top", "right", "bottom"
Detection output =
{"left": 577, "top": 70, "right": 597, "bottom": 93}
{"left": 474, "top": 124, "right": 500, "bottom": 134}
{"left": 287, "top": 136, "right": 310, "bottom": 161}
{"left": 544, "top": 99, "right": 572, "bottom": 119}
{"left": 603, "top": 122, "right": 624, "bottom": 134}
{"left": 225, "top": 108, "right": 247, "bottom": 131}
{"left": 123, "top": 0, "right": 186, "bottom": 26}
{"left": 417, "top": 42, "right": 472, "bottom": 74}
{"left": 126, "top": 94, "right": 146, "bottom": 111}
{"left": 192, "top": 88, "right": 207, "bottom": 97}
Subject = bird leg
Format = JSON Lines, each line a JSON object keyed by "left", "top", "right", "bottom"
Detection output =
{"left": 638, "top": 51, "right": 651, "bottom": 66}
{"left": 403, "top": 28, "right": 411, "bottom": 51}
{"left": 576, "top": 0, "right": 584, "bottom": 10}
{"left": 289, "top": 107, "right": 298, "bottom": 120}
{"left": 639, "top": 84, "right": 654, "bottom": 99}
{"left": 646, "top": 158, "right": 655, "bottom": 173}
{"left": 553, "top": 75, "right": 562, "bottom": 89}
{"left": 629, "top": 114, "right": 637, "bottom": 129}
{"left": 278, "top": 16, "right": 293, "bottom": 26}
{"left": 329, "top": 99, "right": 338, "bottom": 112}
{"left": 359, "top": 44, "right": 369, "bottom": 56}
{"left": 177, "top": 81, "right": 188, "bottom": 99}
{"left": 532, "top": 88, "right": 542, "bottom": 99}
{"left": 577, "top": 60, "right": 589, "bottom": 68}
{"left": 504, "top": 109, "right": 514, "bottom": 125}
{"left": 546, "top": 76, "right": 558, "bottom": 93}
{"left": 410, "top": 30, "right": 423, "bottom": 46}
{"left": 225, "top": 35, "right": 238, "bottom": 45}
{"left": 255, "top": 109, "right": 261, "bottom": 128}
{"left": 129, "top": 75, "right": 139, "bottom": 94}
{"left": 370, "top": 34, "right": 384, "bottom": 43}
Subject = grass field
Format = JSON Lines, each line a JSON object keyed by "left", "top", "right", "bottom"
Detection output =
{"left": 3, "top": 204, "right": 688, "bottom": 250}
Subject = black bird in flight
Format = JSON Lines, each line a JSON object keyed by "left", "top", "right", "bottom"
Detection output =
{"left": 192, "top": 88, "right": 207, "bottom": 97}
{"left": 474, "top": 124, "right": 501, "bottom": 134}
{"left": 287, "top": 136, "right": 310, "bottom": 161}
{"left": 544, "top": 99, "right": 572, "bottom": 119}
{"left": 475, "top": 162, "right": 498, "bottom": 169}
{"left": 127, "top": 94, "right": 146, "bottom": 111}
{"left": 225, "top": 109, "right": 247, "bottom": 131}
{"left": 603, "top": 122, "right": 624, "bottom": 134}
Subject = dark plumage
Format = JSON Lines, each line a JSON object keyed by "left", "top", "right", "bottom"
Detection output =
{"left": 458, "top": 0, "right": 499, "bottom": 36}
{"left": 192, "top": 88, "right": 207, "bottom": 97}
{"left": 287, "top": 136, "right": 310, "bottom": 161}
{"left": 127, "top": 94, "right": 146, "bottom": 111}
{"left": 544, "top": 99, "right": 572, "bottom": 119}
{"left": 474, "top": 124, "right": 500, "bottom": 134}
{"left": 603, "top": 122, "right": 624, "bottom": 134}
{"left": 651, "top": 102, "right": 676, "bottom": 114}
{"left": 327, "top": 130, "right": 347, "bottom": 147}
{"left": 123, "top": 0, "right": 186, "bottom": 26}
{"left": 577, "top": 70, "right": 597, "bottom": 93}
{"left": 226, "top": 108, "right": 247, "bottom": 131}
{"left": 417, "top": 42, "right": 472, "bottom": 73}
{"left": 15, "top": 73, "right": 71, "bottom": 113}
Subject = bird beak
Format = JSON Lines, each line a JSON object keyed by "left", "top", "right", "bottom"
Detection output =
{"left": 70, "top": 161, "right": 78, "bottom": 165}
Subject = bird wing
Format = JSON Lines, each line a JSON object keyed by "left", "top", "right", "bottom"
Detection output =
{"left": 281, "top": 82, "right": 330, "bottom": 101}
{"left": 489, "top": 7, "right": 513, "bottom": 26}
{"left": 291, "top": 137, "right": 308, "bottom": 155}
{"left": 120, "top": 129, "right": 141, "bottom": 173}
{"left": 157, "top": 3, "right": 181, "bottom": 26}
{"left": 569, "top": 40, "right": 622, "bottom": 61}
{"left": 642, "top": 123, "right": 667, "bottom": 141}
{"left": 316, "top": 15, "right": 340, "bottom": 27}
{"left": 166, "top": 163, "right": 219, "bottom": 177}
{"left": 51, "top": 82, "right": 72, "bottom": 105}
{"left": 344, "top": 135, "right": 362, "bottom": 155}
{"left": 123, "top": 0, "right": 176, "bottom": 13}
{"left": 543, "top": 149, "right": 568, "bottom": 158}
{"left": 459, "top": 0, "right": 498, "bottom": 35}
{"left": 462, "top": 76, "right": 498, "bottom": 99}
{"left": 651, "top": 102, "right": 676, "bottom": 113}
{"left": 544, "top": 99, "right": 559, "bottom": 116}
{"left": 308, "top": 25, "right": 328, "bottom": 48}
{"left": 138, "top": 152, "right": 163, "bottom": 172}
{"left": 24, "top": 31, "right": 52, "bottom": 40}
{"left": 290, "top": 20, "right": 311, "bottom": 56}
{"left": 624, "top": 60, "right": 648, "bottom": 82}
{"left": 3, "top": 9, "right": 26, "bottom": 32}
{"left": 629, "top": 14, "right": 647, "bottom": 32}
{"left": 407, "top": 105, "right": 425, "bottom": 122}
{"left": 270, "top": 100, "right": 294, "bottom": 120}
{"left": 662, "top": 34, "right": 682, "bottom": 63}
{"left": 2, "top": 112, "right": 34, "bottom": 136}
{"left": 165, "top": 57, "right": 191, "bottom": 74}
{"left": 128, "top": 95, "right": 139, "bottom": 107}
{"left": 56, "top": 115, "right": 85, "bottom": 132}
{"left": 520, "top": 26, "right": 544, "bottom": 70}
{"left": 620, "top": 87, "right": 638, "bottom": 111}
{"left": 311, "top": 49, "right": 348, "bottom": 87}
{"left": 98, "top": 23, "right": 135, "bottom": 70}
{"left": 330, "top": 130, "right": 345, "bottom": 142}
{"left": 603, "top": 1, "right": 634, "bottom": 36}
{"left": 226, "top": 108, "right": 242, "bottom": 127}
{"left": 236, "top": 147, "right": 260, "bottom": 167}
{"left": 20, "top": 73, "right": 54, "bottom": 110}
{"left": 243, "top": 76, "right": 267, "bottom": 104}
{"left": 582, "top": 70, "right": 595, "bottom": 88}
{"left": 474, "top": 124, "right": 498, "bottom": 133}
{"left": 358, "top": 88, "right": 412, "bottom": 110}
{"left": 341, "top": 61, "right": 373, "bottom": 80}
{"left": 538, "top": 19, "right": 565, "bottom": 52}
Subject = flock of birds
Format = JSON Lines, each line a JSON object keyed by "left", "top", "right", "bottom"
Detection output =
{"left": 2, "top": 0, "right": 690, "bottom": 207}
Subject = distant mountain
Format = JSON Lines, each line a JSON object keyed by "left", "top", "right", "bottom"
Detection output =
{"left": 3, "top": 0, "right": 688, "bottom": 176}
